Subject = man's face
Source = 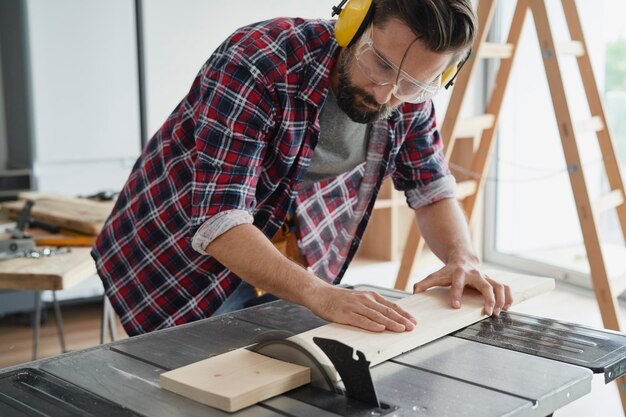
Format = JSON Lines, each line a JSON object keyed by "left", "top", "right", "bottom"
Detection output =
{"left": 332, "top": 18, "right": 454, "bottom": 124}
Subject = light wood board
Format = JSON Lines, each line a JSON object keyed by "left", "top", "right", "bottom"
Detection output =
{"left": 0, "top": 247, "right": 96, "bottom": 291}
{"left": 1, "top": 192, "right": 114, "bottom": 235}
{"left": 160, "top": 270, "right": 554, "bottom": 412}
{"left": 292, "top": 270, "right": 554, "bottom": 381}
{"left": 160, "top": 348, "right": 310, "bottom": 412}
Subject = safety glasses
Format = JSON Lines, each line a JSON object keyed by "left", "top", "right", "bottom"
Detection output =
{"left": 353, "top": 25, "right": 468, "bottom": 103}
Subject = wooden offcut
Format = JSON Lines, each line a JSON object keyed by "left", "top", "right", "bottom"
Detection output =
{"left": 1, "top": 192, "right": 114, "bottom": 236}
{"left": 160, "top": 271, "right": 554, "bottom": 412}
{"left": 160, "top": 348, "right": 310, "bottom": 412}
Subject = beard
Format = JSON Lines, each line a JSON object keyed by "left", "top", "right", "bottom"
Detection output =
{"left": 335, "top": 50, "right": 394, "bottom": 124}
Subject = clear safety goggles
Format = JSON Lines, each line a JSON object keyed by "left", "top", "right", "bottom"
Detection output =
{"left": 353, "top": 25, "right": 457, "bottom": 103}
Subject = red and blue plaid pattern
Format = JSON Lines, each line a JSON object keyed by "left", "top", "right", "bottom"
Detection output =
{"left": 92, "top": 18, "right": 450, "bottom": 336}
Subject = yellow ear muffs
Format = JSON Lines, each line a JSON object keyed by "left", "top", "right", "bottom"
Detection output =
{"left": 442, "top": 49, "right": 473, "bottom": 89}
{"left": 332, "top": 0, "right": 375, "bottom": 48}
{"left": 441, "top": 64, "right": 458, "bottom": 88}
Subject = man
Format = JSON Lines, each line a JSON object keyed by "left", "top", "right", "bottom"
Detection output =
{"left": 93, "top": 0, "right": 513, "bottom": 337}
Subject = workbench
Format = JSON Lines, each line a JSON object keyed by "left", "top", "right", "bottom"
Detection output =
{"left": 2, "top": 284, "right": 625, "bottom": 417}
{"left": 0, "top": 246, "right": 97, "bottom": 360}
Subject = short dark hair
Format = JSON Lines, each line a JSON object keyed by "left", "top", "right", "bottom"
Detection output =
{"left": 372, "top": 0, "right": 476, "bottom": 56}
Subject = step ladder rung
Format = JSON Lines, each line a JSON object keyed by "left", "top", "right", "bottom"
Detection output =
{"left": 478, "top": 42, "right": 514, "bottom": 59}
{"left": 373, "top": 200, "right": 395, "bottom": 209}
{"left": 575, "top": 116, "right": 604, "bottom": 134}
{"left": 594, "top": 190, "right": 625, "bottom": 215}
{"left": 454, "top": 114, "right": 496, "bottom": 138}
{"left": 610, "top": 272, "right": 626, "bottom": 296}
{"left": 557, "top": 41, "right": 585, "bottom": 57}
{"left": 456, "top": 180, "right": 478, "bottom": 200}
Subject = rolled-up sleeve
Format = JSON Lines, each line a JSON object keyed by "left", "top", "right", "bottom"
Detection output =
{"left": 405, "top": 175, "right": 456, "bottom": 209}
{"left": 189, "top": 53, "right": 275, "bottom": 255}
{"left": 191, "top": 209, "right": 254, "bottom": 253}
{"left": 392, "top": 100, "right": 455, "bottom": 209}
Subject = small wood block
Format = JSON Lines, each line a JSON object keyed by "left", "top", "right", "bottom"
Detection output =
{"left": 160, "top": 349, "right": 311, "bottom": 413}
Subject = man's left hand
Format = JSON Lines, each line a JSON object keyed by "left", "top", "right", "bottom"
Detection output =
{"left": 412, "top": 258, "right": 513, "bottom": 316}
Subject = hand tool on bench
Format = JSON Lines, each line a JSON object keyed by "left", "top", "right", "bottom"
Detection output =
{"left": 0, "top": 200, "right": 72, "bottom": 260}
{"left": 0, "top": 200, "right": 36, "bottom": 260}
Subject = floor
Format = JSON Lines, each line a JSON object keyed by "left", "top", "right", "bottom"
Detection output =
{"left": 0, "top": 301, "right": 128, "bottom": 369}
{"left": 0, "top": 261, "right": 624, "bottom": 416}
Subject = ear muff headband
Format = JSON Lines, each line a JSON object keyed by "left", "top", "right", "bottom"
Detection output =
{"left": 333, "top": 0, "right": 375, "bottom": 48}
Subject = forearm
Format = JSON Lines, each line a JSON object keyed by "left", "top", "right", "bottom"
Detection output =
{"left": 414, "top": 198, "right": 478, "bottom": 263}
{"left": 205, "top": 223, "right": 329, "bottom": 308}
{"left": 205, "top": 223, "right": 416, "bottom": 332}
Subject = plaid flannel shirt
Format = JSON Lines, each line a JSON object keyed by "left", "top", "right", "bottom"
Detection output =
{"left": 92, "top": 18, "right": 454, "bottom": 336}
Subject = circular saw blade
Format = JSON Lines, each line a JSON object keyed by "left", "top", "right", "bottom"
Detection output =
{"left": 249, "top": 331, "right": 337, "bottom": 392}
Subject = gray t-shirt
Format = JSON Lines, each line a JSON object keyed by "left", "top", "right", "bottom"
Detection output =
{"left": 301, "top": 91, "right": 369, "bottom": 186}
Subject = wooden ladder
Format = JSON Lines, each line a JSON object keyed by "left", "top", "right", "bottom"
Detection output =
{"left": 394, "top": 0, "right": 626, "bottom": 412}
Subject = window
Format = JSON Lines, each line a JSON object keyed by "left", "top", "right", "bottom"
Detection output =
{"left": 484, "top": 0, "right": 626, "bottom": 286}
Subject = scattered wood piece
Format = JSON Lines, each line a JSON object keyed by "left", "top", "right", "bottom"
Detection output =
{"left": 1, "top": 193, "right": 114, "bottom": 235}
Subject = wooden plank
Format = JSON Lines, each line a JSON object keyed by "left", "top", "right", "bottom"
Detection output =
{"left": 161, "top": 271, "right": 553, "bottom": 411}
{"left": 160, "top": 349, "right": 310, "bottom": 413}
{"left": 1, "top": 193, "right": 114, "bottom": 236}
{"left": 294, "top": 270, "right": 554, "bottom": 381}
{"left": 0, "top": 247, "right": 96, "bottom": 290}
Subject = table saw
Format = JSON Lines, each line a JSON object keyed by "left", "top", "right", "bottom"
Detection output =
{"left": 1, "top": 284, "right": 626, "bottom": 416}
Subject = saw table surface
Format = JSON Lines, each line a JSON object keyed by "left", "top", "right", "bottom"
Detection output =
{"left": 2, "top": 285, "right": 623, "bottom": 417}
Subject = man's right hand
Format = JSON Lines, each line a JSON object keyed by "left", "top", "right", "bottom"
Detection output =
{"left": 306, "top": 285, "right": 417, "bottom": 332}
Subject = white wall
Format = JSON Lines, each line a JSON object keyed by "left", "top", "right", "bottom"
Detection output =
{"left": 25, "top": 0, "right": 142, "bottom": 194}
{"left": 141, "top": 1, "right": 332, "bottom": 138}
{"left": 6, "top": 1, "right": 485, "bottom": 193}
{"left": 141, "top": 1, "right": 484, "bottom": 138}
